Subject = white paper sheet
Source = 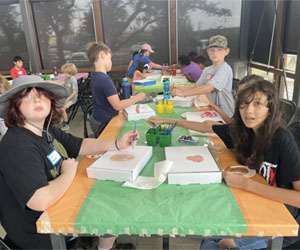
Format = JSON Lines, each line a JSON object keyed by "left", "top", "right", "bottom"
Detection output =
{"left": 122, "top": 160, "right": 173, "bottom": 189}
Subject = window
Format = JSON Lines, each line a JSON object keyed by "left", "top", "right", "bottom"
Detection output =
{"left": 0, "top": 3, "right": 29, "bottom": 72}
{"left": 31, "top": 0, "right": 95, "bottom": 69}
{"left": 177, "top": 0, "right": 242, "bottom": 63}
{"left": 100, "top": 0, "right": 169, "bottom": 67}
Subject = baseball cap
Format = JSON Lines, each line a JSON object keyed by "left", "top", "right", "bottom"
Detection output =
{"left": 141, "top": 43, "right": 154, "bottom": 53}
{"left": 208, "top": 35, "right": 228, "bottom": 49}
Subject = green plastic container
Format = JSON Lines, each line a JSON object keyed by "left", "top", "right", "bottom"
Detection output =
{"left": 158, "top": 131, "right": 172, "bottom": 147}
{"left": 145, "top": 128, "right": 158, "bottom": 146}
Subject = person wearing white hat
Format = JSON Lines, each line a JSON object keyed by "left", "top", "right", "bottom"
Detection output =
{"left": 0, "top": 75, "right": 139, "bottom": 249}
{"left": 126, "top": 43, "right": 163, "bottom": 81}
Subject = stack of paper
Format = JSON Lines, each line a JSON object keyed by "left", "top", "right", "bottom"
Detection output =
{"left": 86, "top": 146, "right": 152, "bottom": 182}
{"left": 124, "top": 104, "right": 155, "bottom": 121}
{"left": 166, "top": 146, "right": 221, "bottom": 185}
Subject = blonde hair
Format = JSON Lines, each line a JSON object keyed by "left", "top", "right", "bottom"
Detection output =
{"left": 86, "top": 42, "right": 111, "bottom": 64}
{"left": 61, "top": 63, "right": 78, "bottom": 76}
{"left": 0, "top": 76, "right": 10, "bottom": 93}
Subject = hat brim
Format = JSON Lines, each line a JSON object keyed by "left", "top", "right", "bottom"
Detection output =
{"left": 0, "top": 81, "right": 68, "bottom": 118}
{"left": 207, "top": 44, "right": 227, "bottom": 49}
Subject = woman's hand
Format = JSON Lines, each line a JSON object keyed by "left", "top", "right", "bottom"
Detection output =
{"left": 117, "top": 130, "right": 140, "bottom": 149}
{"left": 60, "top": 158, "right": 78, "bottom": 178}
{"left": 146, "top": 116, "right": 167, "bottom": 127}
{"left": 222, "top": 170, "right": 247, "bottom": 189}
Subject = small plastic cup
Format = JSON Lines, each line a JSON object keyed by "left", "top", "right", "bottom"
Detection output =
{"left": 156, "top": 102, "right": 164, "bottom": 114}
{"left": 166, "top": 102, "right": 174, "bottom": 114}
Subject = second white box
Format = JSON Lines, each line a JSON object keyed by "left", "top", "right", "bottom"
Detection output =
{"left": 165, "top": 146, "right": 221, "bottom": 185}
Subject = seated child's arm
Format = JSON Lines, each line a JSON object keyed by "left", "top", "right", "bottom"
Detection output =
{"left": 107, "top": 92, "right": 146, "bottom": 111}
{"left": 26, "top": 158, "right": 78, "bottom": 211}
{"left": 209, "top": 103, "right": 232, "bottom": 124}
{"left": 146, "top": 116, "right": 214, "bottom": 133}
{"left": 149, "top": 62, "right": 162, "bottom": 69}
{"left": 172, "top": 84, "right": 214, "bottom": 97}
{"left": 185, "top": 74, "right": 193, "bottom": 82}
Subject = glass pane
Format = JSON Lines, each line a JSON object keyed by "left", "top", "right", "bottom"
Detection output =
{"left": 250, "top": 68, "right": 274, "bottom": 83}
{"left": 100, "top": 0, "right": 169, "bottom": 67}
{"left": 282, "top": 77, "right": 294, "bottom": 101}
{"left": 32, "top": 0, "right": 95, "bottom": 69}
{"left": 285, "top": 54, "right": 297, "bottom": 72}
{"left": 177, "top": 0, "right": 242, "bottom": 64}
{"left": 0, "top": 3, "right": 29, "bottom": 72}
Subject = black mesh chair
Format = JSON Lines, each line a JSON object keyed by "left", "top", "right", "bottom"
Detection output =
{"left": 83, "top": 103, "right": 94, "bottom": 138}
{"left": 287, "top": 121, "right": 300, "bottom": 151}
{"left": 280, "top": 98, "right": 297, "bottom": 127}
{"left": 67, "top": 76, "right": 92, "bottom": 123}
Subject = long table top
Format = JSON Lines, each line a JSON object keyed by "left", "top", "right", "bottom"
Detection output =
{"left": 37, "top": 97, "right": 298, "bottom": 237}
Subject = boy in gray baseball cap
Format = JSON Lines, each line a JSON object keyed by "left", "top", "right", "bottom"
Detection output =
{"left": 172, "top": 35, "right": 234, "bottom": 118}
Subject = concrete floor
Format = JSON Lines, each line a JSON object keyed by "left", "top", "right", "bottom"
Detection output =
{"left": 0, "top": 109, "right": 203, "bottom": 249}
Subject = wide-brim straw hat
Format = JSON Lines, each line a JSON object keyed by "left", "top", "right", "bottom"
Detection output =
{"left": 0, "top": 75, "right": 68, "bottom": 117}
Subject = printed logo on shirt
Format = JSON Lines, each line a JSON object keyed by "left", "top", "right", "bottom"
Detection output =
{"left": 259, "top": 161, "right": 278, "bottom": 187}
{"left": 18, "top": 71, "right": 23, "bottom": 75}
{"left": 206, "top": 73, "right": 213, "bottom": 83}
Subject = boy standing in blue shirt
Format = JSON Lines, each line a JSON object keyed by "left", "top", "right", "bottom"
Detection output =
{"left": 171, "top": 35, "right": 234, "bottom": 117}
{"left": 86, "top": 42, "right": 145, "bottom": 137}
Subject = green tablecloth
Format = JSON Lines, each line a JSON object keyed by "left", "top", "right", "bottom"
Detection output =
{"left": 74, "top": 104, "right": 247, "bottom": 236}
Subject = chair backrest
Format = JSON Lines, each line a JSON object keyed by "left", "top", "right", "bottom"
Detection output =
{"left": 287, "top": 121, "right": 300, "bottom": 151}
{"left": 83, "top": 103, "right": 94, "bottom": 138}
{"left": 280, "top": 98, "right": 297, "bottom": 126}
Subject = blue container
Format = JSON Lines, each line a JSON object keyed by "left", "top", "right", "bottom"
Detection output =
{"left": 122, "top": 78, "right": 131, "bottom": 99}
{"left": 163, "top": 80, "right": 170, "bottom": 100}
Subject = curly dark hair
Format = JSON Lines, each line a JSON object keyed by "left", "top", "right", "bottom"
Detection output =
{"left": 229, "top": 80, "right": 283, "bottom": 170}
{"left": 5, "top": 87, "right": 61, "bottom": 128}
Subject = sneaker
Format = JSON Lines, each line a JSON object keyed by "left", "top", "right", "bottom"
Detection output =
{"left": 61, "top": 123, "right": 70, "bottom": 131}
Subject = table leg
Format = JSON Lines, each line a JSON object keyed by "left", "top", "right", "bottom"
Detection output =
{"left": 270, "top": 236, "right": 283, "bottom": 250}
{"left": 163, "top": 237, "right": 169, "bottom": 250}
{"left": 50, "top": 234, "right": 67, "bottom": 250}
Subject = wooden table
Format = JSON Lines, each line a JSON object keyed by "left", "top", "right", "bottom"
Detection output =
{"left": 37, "top": 98, "right": 299, "bottom": 249}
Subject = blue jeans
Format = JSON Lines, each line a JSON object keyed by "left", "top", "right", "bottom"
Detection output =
{"left": 200, "top": 238, "right": 268, "bottom": 250}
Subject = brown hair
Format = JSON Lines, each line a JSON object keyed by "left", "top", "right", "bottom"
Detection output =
{"left": 229, "top": 80, "right": 283, "bottom": 170}
{"left": 5, "top": 88, "right": 61, "bottom": 128}
{"left": 86, "top": 42, "right": 111, "bottom": 64}
{"left": 61, "top": 63, "right": 78, "bottom": 76}
{"left": 0, "top": 76, "right": 10, "bottom": 94}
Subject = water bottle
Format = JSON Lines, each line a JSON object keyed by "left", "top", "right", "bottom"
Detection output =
{"left": 53, "top": 66, "right": 58, "bottom": 80}
{"left": 122, "top": 78, "right": 130, "bottom": 99}
{"left": 163, "top": 79, "right": 170, "bottom": 100}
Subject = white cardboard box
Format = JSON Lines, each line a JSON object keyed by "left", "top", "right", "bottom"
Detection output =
{"left": 86, "top": 146, "right": 152, "bottom": 182}
{"left": 165, "top": 146, "right": 221, "bottom": 185}
{"left": 186, "top": 111, "right": 225, "bottom": 136}
{"left": 124, "top": 104, "right": 155, "bottom": 121}
{"left": 168, "top": 96, "right": 196, "bottom": 107}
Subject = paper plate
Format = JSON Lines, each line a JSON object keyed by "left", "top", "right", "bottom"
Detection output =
{"left": 225, "top": 165, "right": 256, "bottom": 178}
